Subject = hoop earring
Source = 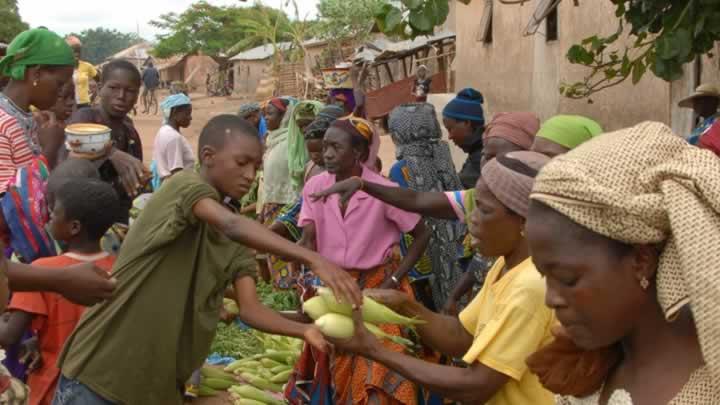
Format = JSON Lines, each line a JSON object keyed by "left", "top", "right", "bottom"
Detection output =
{"left": 640, "top": 276, "right": 650, "bottom": 291}
{"left": 33, "top": 80, "right": 38, "bottom": 87}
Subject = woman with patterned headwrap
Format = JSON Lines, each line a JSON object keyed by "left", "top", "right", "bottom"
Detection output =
{"left": 326, "top": 151, "right": 555, "bottom": 405}
{"left": 311, "top": 112, "right": 541, "bottom": 313}
{"left": 526, "top": 121, "right": 720, "bottom": 404}
{"left": 387, "top": 103, "right": 465, "bottom": 311}
{"left": 288, "top": 116, "right": 429, "bottom": 405}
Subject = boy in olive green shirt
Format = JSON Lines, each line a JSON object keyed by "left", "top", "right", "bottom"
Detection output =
{"left": 56, "top": 115, "right": 362, "bottom": 405}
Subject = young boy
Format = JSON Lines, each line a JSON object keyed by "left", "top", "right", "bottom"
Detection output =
{"left": 0, "top": 179, "right": 120, "bottom": 405}
{"left": 55, "top": 115, "right": 361, "bottom": 405}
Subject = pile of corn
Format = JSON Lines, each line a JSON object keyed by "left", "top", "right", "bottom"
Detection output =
{"left": 197, "top": 367, "right": 239, "bottom": 397}
{"left": 303, "top": 287, "right": 422, "bottom": 348}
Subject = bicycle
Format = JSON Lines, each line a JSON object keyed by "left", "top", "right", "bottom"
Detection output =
{"left": 142, "top": 86, "right": 158, "bottom": 115}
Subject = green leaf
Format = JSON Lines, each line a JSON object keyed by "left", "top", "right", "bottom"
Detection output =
{"left": 604, "top": 68, "right": 617, "bottom": 80}
{"left": 409, "top": 8, "right": 434, "bottom": 32}
{"left": 631, "top": 60, "right": 647, "bottom": 84}
{"left": 620, "top": 54, "right": 632, "bottom": 76}
{"left": 384, "top": 6, "right": 403, "bottom": 31}
{"left": 673, "top": 28, "right": 693, "bottom": 62}
{"left": 566, "top": 45, "right": 594, "bottom": 65}
{"left": 402, "top": 0, "right": 424, "bottom": 10}
{"left": 430, "top": 0, "right": 450, "bottom": 26}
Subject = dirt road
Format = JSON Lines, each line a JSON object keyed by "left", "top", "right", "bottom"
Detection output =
{"left": 132, "top": 91, "right": 398, "bottom": 173}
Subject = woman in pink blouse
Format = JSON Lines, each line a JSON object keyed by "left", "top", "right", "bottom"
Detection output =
{"left": 296, "top": 117, "right": 430, "bottom": 405}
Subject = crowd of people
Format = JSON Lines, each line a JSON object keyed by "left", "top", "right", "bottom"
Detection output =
{"left": 0, "top": 26, "right": 718, "bottom": 405}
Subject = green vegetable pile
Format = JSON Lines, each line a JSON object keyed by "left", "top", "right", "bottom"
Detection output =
{"left": 211, "top": 323, "right": 264, "bottom": 359}
{"left": 256, "top": 282, "right": 300, "bottom": 311}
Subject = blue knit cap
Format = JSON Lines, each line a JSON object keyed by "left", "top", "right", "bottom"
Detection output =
{"left": 442, "top": 88, "right": 485, "bottom": 125}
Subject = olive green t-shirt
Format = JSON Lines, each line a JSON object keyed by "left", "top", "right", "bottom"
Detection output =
{"left": 58, "top": 170, "right": 256, "bottom": 405}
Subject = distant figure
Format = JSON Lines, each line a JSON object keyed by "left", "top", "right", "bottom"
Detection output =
{"left": 411, "top": 65, "right": 432, "bottom": 102}
{"left": 141, "top": 61, "right": 160, "bottom": 114}
{"left": 678, "top": 83, "right": 720, "bottom": 145}
{"left": 65, "top": 36, "right": 100, "bottom": 109}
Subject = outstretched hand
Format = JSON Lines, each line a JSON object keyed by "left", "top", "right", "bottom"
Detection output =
{"left": 363, "top": 288, "right": 410, "bottom": 314}
{"left": 303, "top": 325, "right": 330, "bottom": 353}
{"left": 327, "top": 309, "right": 379, "bottom": 356}
{"left": 309, "top": 256, "right": 362, "bottom": 308}
{"left": 57, "top": 262, "right": 117, "bottom": 306}
{"left": 310, "top": 177, "right": 363, "bottom": 207}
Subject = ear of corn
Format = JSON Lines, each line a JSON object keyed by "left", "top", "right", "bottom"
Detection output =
{"left": 201, "top": 366, "right": 237, "bottom": 382}
{"left": 202, "top": 378, "right": 235, "bottom": 390}
{"left": 363, "top": 323, "right": 415, "bottom": 348}
{"left": 229, "top": 385, "right": 285, "bottom": 405}
{"left": 270, "top": 365, "right": 292, "bottom": 374}
{"left": 262, "top": 350, "right": 297, "bottom": 363}
{"left": 302, "top": 296, "right": 330, "bottom": 320}
{"left": 240, "top": 372, "right": 284, "bottom": 393}
{"left": 270, "top": 369, "right": 292, "bottom": 383}
{"left": 198, "top": 385, "right": 219, "bottom": 397}
{"left": 317, "top": 287, "right": 425, "bottom": 326}
{"left": 224, "top": 298, "right": 240, "bottom": 315}
{"left": 234, "top": 398, "right": 268, "bottom": 405}
{"left": 314, "top": 313, "right": 355, "bottom": 339}
{"left": 260, "top": 358, "right": 283, "bottom": 369}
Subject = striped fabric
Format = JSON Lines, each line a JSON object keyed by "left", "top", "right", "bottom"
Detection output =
{"left": 0, "top": 109, "right": 36, "bottom": 193}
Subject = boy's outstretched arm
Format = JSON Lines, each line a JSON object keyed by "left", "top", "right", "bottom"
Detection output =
{"left": 193, "top": 198, "right": 362, "bottom": 307}
{"left": 234, "top": 276, "right": 326, "bottom": 351}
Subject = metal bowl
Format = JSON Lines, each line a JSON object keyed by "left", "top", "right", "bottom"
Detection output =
{"left": 65, "top": 123, "right": 112, "bottom": 154}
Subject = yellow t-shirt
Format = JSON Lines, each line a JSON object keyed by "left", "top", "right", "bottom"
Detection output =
{"left": 74, "top": 60, "right": 98, "bottom": 105}
{"left": 459, "top": 257, "right": 555, "bottom": 405}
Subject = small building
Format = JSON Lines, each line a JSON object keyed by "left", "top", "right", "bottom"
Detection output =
{"left": 452, "top": 0, "right": 720, "bottom": 136}
{"left": 105, "top": 42, "right": 154, "bottom": 71}
{"left": 230, "top": 39, "right": 332, "bottom": 97}
{"left": 155, "top": 52, "right": 221, "bottom": 91}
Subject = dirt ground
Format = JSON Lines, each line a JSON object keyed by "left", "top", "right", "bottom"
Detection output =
{"left": 132, "top": 90, "right": 398, "bottom": 173}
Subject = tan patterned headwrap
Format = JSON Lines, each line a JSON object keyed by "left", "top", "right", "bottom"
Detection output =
{"left": 531, "top": 121, "right": 720, "bottom": 393}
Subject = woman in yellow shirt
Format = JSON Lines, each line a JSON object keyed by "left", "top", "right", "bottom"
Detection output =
{"left": 65, "top": 36, "right": 99, "bottom": 109}
{"left": 330, "top": 151, "right": 555, "bottom": 405}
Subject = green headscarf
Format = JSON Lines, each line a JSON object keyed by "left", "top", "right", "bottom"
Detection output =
{"left": 287, "top": 100, "right": 324, "bottom": 189}
{"left": 537, "top": 115, "right": 603, "bottom": 149}
{"left": 0, "top": 29, "right": 75, "bottom": 81}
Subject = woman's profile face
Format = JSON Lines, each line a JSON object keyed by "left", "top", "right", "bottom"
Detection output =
{"left": 526, "top": 201, "right": 655, "bottom": 350}
{"left": 467, "top": 178, "right": 524, "bottom": 258}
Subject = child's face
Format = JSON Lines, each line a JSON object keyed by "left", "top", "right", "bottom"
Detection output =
{"left": 100, "top": 69, "right": 141, "bottom": 119}
{"left": 48, "top": 200, "right": 80, "bottom": 243}
{"left": 306, "top": 138, "right": 324, "bottom": 167}
{"left": 202, "top": 133, "right": 263, "bottom": 200}
{"left": 53, "top": 82, "right": 76, "bottom": 122}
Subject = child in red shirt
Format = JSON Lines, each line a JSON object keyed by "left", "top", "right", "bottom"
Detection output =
{"left": 0, "top": 178, "right": 120, "bottom": 405}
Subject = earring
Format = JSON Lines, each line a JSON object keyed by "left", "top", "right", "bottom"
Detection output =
{"left": 640, "top": 276, "right": 650, "bottom": 291}
{"left": 32, "top": 80, "right": 38, "bottom": 87}
{"left": 520, "top": 230, "right": 526, "bottom": 238}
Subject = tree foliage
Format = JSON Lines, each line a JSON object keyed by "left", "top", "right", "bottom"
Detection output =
{"left": 70, "top": 28, "right": 143, "bottom": 65}
{"left": 151, "top": 1, "right": 293, "bottom": 59}
{"left": 562, "top": 0, "right": 720, "bottom": 99}
{"left": 374, "top": 0, "right": 450, "bottom": 39}
{"left": 314, "top": 0, "right": 385, "bottom": 44}
{"left": 0, "top": 0, "right": 28, "bottom": 43}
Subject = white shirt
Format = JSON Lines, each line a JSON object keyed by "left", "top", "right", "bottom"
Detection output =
{"left": 152, "top": 125, "right": 196, "bottom": 179}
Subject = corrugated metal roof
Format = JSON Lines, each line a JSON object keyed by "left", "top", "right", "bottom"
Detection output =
{"left": 108, "top": 42, "right": 153, "bottom": 61}
{"left": 230, "top": 42, "right": 292, "bottom": 61}
{"left": 229, "top": 38, "right": 326, "bottom": 61}
{"left": 354, "top": 31, "right": 456, "bottom": 63}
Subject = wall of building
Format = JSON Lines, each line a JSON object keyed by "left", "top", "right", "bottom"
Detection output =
{"left": 184, "top": 55, "right": 219, "bottom": 90}
{"left": 233, "top": 59, "right": 272, "bottom": 95}
{"left": 453, "top": 1, "right": 673, "bottom": 132}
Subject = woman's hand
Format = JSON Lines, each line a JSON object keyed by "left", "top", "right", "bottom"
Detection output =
{"left": 363, "top": 288, "right": 410, "bottom": 314}
{"left": 310, "top": 177, "right": 363, "bottom": 206}
{"left": 442, "top": 298, "right": 459, "bottom": 316}
{"left": 328, "top": 309, "right": 380, "bottom": 356}
{"left": 378, "top": 274, "right": 401, "bottom": 290}
{"left": 108, "top": 149, "right": 150, "bottom": 197}
{"left": 308, "top": 256, "right": 362, "bottom": 308}
{"left": 303, "top": 325, "right": 330, "bottom": 353}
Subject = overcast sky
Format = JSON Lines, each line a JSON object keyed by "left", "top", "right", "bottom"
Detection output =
{"left": 17, "top": 0, "right": 320, "bottom": 40}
